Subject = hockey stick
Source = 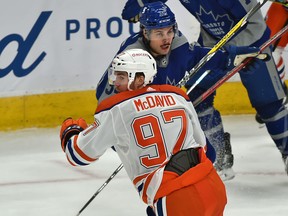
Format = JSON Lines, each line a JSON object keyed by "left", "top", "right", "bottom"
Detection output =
{"left": 177, "top": 0, "right": 269, "bottom": 88}
{"left": 192, "top": 24, "right": 288, "bottom": 107}
{"left": 75, "top": 163, "right": 124, "bottom": 216}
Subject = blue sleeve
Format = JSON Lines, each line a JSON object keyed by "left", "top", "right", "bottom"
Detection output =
{"left": 189, "top": 43, "right": 228, "bottom": 71}
{"left": 185, "top": 44, "right": 227, "bottom": 86}
{"left": 96, "top": 71, "right": 109, "bottom": 100}
{"left": 95, "top": 44, "right": 127, "bottom": 103}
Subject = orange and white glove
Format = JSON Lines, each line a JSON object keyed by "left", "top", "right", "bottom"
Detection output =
{"left": 59, "top": 117, "right": 88, "bottom": 151}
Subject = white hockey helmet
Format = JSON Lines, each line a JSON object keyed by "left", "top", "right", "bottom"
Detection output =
{"left": 109, "top": 48, "right": 157, "bottom": 90}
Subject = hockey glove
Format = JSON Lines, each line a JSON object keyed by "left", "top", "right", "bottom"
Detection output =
{"left": 241, "top": 58, "right": 266, "bottom": 74}
{"left": 122, "top": 0, "right": 148, "bottom": 23}
{"left": 60, "top": 117, "right": 88, "bottom": 151}
{"left": 121, "top": 0, "right": 168, "bottom": 23}
{"left": 225, "top": 45, "right": 268, "bottom": 70}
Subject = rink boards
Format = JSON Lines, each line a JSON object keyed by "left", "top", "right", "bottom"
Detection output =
{"left": 3, "top": 80, "right": 288, "bottom": 130}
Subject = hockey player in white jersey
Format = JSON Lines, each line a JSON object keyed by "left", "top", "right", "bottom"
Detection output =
{"left": 60, "top": 49, "right": 227, "bottom": 215}
{"left": 96, "top": 1, "right": 270, "bottom": 183}
{"left": 121, "top": 0, "right": 288, "bottom": 180}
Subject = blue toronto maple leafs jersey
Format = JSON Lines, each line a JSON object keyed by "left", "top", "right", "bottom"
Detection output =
{"left": 149, "top": 0, "right": 270, "bottom": 47}
{"left": 95, "top": 30, "right": 227, "bottom": 104}
{"left": 177, "top": 0, "right": 270, "bottom": 47}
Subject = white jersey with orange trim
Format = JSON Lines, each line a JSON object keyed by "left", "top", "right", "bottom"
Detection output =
{"left": 64, "top": 84, "right": 206, "bottom": 205}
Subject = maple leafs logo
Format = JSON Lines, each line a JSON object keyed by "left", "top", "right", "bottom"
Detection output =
{"left": 155, "top": 4, "right": 168, "bottom": 17}
{"left": 195, "top": 6, "right": 234, "bottom": 38}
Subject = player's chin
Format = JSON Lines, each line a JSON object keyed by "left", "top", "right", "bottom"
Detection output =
{"left": 115, "top": 86, "right": 127, "bottom": 92}
{"left": 115, "top": 86, "right": 121, "bottom": 92}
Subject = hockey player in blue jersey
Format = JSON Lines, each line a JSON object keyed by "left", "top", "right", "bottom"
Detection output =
{"left": 121, "top": 0, "right": 288, "bottom": 178}
{"left": 96, "top": 1, "right": 267, "bottom": 181}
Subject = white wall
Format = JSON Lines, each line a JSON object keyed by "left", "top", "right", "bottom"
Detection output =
{"left": 0, "top": 0, "right": 137, "bottom": 97}
{"left": 0, "top": 0, "right": 286, "bottom": 97}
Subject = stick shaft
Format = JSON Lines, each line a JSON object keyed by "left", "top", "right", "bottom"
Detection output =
{"left": 192, "top": 24, "right": 288, "bottom": 107}
{"left": 76, "top": 163, "right": 124, "bottom": 216}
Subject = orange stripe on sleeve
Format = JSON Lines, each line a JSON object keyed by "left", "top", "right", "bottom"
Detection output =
{"left": 133, "top": 173, "right": 149, "bottom": 186}
{"left": 66, "top": 155, "right": 76, "bottom": 166}
{"left": 73, "top": 136, "right": 98, "bottom": 162}
{"left": 141, "top": 170, "right": 157, "bottom": 204}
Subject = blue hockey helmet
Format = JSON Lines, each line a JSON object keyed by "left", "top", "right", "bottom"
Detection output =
{"left": 139, "top": 1, "right": 176, "bottom": 30}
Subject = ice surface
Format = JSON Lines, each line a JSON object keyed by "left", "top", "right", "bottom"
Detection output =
{"left": 0, "top": 115, "right": 287, "bottom": 216}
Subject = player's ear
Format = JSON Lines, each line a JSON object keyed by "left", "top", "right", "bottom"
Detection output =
{"left": 143, "top": 29, "right": 149, "bottom": 39}
{"left": 135, "top": 75, "right": 145, "bottom": 89}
